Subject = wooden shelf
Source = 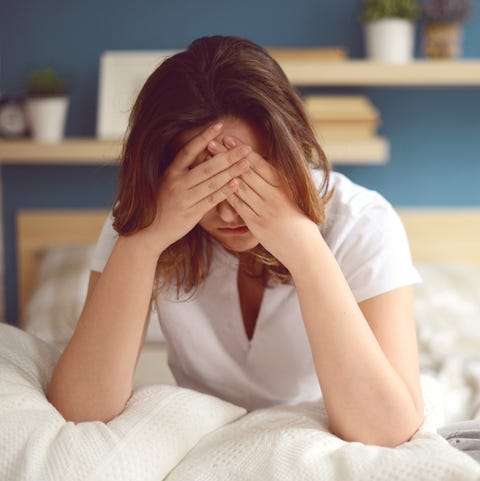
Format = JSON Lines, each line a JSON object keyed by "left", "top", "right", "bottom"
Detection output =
{"left": 4, "top": 59, "right": 478, "bottom": 166}
{"left": 0, "top": 138, "right": 121, "bottom": 164}
{"left": 271, "top": 58, "right": 480, "bottom": 86}
{"left": 0, "top": 137, "right": 389, "bottom": 165}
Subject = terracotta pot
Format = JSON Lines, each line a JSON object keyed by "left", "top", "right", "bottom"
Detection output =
{"left": 423, "top": 23, "right": 463, "bottom": 59}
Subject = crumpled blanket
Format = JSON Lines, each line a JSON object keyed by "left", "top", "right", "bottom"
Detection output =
{"left": 439, "top": 420, "right": 480, "bottom": 463}
{"left": 415, "top": 262, "right": 480, "bottom": 423}
{"left": 1, "top": 323, "right": 479, "bottom": 481}
{"left": 0, "top": 323, "right": 245, "bottom": 481}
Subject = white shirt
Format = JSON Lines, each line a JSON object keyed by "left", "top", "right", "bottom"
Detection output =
{"left": 91, "top": 171, "right": 421, "bottom": 411}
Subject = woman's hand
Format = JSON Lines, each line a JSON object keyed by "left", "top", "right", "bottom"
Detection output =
{"left": 221, "top": 136, "right": 320, "bottom": 270}
{"left": 139, "top": 123, "right": 251, "bottom": 256}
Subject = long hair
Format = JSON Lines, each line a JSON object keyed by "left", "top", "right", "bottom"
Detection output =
{"left": 112, "top": 35, "right": 331, "bottom": 295}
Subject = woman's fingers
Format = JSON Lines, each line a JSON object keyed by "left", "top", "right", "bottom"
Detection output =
{"left": 223, "top": 135, "right": 280, "bottom": 187}
{"left": 232, "top": 175, "right": 264, "bottom": 215}
{"left": 189, "top": 139, "right": 227, "bottom": 169}
{"left": 226, "top": 190, "right": 258, "bottom": 220}
{"left": 185, "top": 144, "right": 251, "bottom": 189}
{"left": 207, "top": 139, "right": 227, "bottom": 157}
{"left": 238, "top": 162, "right": 279, "bottom": 202}
{"left": 193, "top": 177, "right": 241, "bottom": 214}
{"left": 171, "top": 122, "right": 224, "bottom": 172}
{"left": 225, "top": 153, "right": 291, "bottom": 224}
{"left": 187, "top": 155, "right": 250, "bottom": 207}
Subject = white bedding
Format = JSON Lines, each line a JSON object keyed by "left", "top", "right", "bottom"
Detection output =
{"left": 1, "top": 323, "right": 479, "bottom": 481}
{"left": 415, "top": 263, "right": 480, "bottom": 422}
{"left": 0, "top": 323, "right": 244, "bottom": 481}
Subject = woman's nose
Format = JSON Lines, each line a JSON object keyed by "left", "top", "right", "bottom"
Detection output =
{"left": 216, "top": 200, "right": 241, "bottom": 223}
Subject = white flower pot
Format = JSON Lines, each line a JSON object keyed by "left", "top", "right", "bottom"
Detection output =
{"left": 25, "top": 96, "right": 69, "bottom": 143}
{"left": 364, "top": 18, "right": 415, "bottom": 64}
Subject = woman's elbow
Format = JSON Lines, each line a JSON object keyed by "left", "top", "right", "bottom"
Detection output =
{"left": 379, "top": 413, "right": 424, "bottom": 448}
{"left": 331, "top": 410, "right": 425, "bottom": 448}
{"left": 47, "top": 384, "right": 128, "bottom": 424}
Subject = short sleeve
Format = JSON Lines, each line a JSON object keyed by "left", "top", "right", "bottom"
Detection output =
{"left": 318, "top": 172, "right": 422, "bottom": 303}
{"left": 90, "top": 211, "right": 118, "bottom": 273}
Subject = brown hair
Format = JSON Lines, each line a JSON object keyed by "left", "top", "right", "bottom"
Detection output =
{"left": 112, "top": 35, "right": 331, "bottom": 294}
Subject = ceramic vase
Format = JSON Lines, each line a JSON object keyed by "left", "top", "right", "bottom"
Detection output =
{"left": 25, "top": 96, "right": 69, "bottom": 143}
{"left": 364, "top": 18, "right": 415, "bottom": 64}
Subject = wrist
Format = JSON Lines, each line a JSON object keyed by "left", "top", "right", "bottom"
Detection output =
{"left": 116, "top": 229, "right": 167, "bottom": 261}
{"left": 281, "top": 222, "right": 328, "bottom": 276}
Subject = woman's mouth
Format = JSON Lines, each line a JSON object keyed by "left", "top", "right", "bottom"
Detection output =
{"left": 218, "top": 226, "right": 250, "bottom": 235}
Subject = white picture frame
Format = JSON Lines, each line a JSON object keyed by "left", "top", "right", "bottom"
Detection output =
{"left": 96, "top": 50, "right": 180, "bottom": 139}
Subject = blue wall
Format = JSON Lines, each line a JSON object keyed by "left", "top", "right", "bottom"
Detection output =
{"left": 2, "top": 0, "right": 480, "bottom": 324}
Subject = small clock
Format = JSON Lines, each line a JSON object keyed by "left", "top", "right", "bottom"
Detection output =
{"left": 0, "top": 98, "right": 28, "bottom": 138}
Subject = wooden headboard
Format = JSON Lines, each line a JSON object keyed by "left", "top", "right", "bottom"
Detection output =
{"left": 16, "top": 209, "right": 108, "bottom": 325}
{"left": 16, "top": 207, "right": 480, "bottom": 325}
{"left": 399, "top": 209, "right": 480, "bottom": 268}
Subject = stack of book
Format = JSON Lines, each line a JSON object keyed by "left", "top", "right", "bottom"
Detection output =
{"left": 303, "top": 95, "right": 381, "bottom": 140}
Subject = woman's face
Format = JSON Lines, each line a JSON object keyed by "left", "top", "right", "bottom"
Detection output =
{"left": 179, "top": 117, "right": 268, "bottom": 252}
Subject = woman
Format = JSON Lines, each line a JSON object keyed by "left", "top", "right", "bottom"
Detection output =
{"left": 48, "top": 36, "right": 424, "bottom": 447}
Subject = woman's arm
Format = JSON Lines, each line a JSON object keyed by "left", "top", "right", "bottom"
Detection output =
{"left": 224, "top": 140, "right": 423, "bottom": 447}
{"left": 287, "top": 227, "right": 424, "bottom": 447}
{"left": 48, "top": 122, "right": 251, "bottom": 423}
{"left": 47, "top": 236, "right": 160, "bottom": 423}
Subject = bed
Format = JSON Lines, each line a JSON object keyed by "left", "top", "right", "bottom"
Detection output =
{"left": 1, "top": 207, "right": 479, "bottom": 480}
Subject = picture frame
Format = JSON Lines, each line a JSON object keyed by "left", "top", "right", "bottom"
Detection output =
{"left": 96, "top": 50, "right": 179, "bottom": 139}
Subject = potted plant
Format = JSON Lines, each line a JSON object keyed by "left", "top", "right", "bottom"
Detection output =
{"left": 422, "top": 0, "right": 473, "bottom": 58}
{"left": 360, "top": 0, "right": 421, "bottom": 63}
{"left": 25, "top": 67, "right": 69, "bottom": 143}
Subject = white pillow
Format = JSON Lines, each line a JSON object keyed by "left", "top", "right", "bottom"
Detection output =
{"left": 0, "top": 323, "right": 245, "bottom": 481}
{"left": 24, "top": 244, "right": 165, "bottom": 345}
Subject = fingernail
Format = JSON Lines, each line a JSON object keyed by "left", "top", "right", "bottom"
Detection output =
{"left": 240, "top": 146, "right": 251, "bottom": 156}
{"left": 208, "top": 140, "right": 219, "bottom": 152}
{"left": 224, "top": 136, "right": 236, "bottom": 148}
{"left": 213, "top": 122, "right": 223, "bottom": 132}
